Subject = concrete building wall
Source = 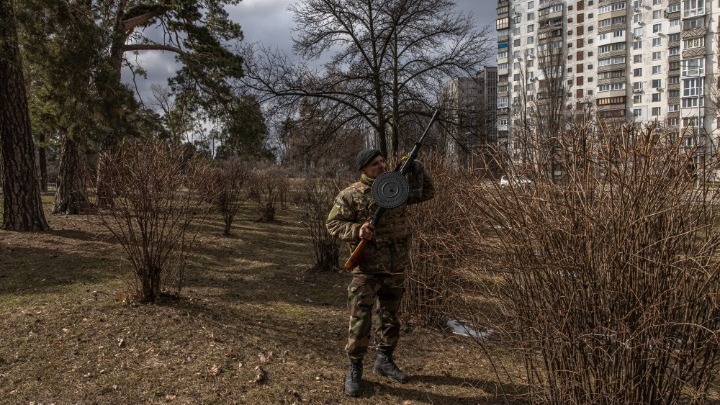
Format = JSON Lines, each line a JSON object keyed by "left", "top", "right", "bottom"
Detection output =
{"left": 497, "top": 0, "right": 719, "bottom": 166}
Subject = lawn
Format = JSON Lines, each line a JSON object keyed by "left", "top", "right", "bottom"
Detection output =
{"left": 0, "top": 192, "right": 523, "bottom": 404}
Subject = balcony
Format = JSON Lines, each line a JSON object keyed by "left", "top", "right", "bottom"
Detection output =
{"left": 683, "top": 8, "right": 705, "bottom": 19}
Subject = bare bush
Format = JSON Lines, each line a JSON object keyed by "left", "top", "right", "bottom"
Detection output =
{"left": 99, "top": 140, "right": 210, "bottom": 303}
{"left": 206, "top": 157, "right": 250, "bottom": 236}
{"left": 294, "top": 175, "right": 344, "bottom": 272}
{"left": 470, "top": 124, "right": 720, "bottom": 403}
{"left": 402, "top": 155, "right": 479, "bottom": 328}
{"left": 248, "top": 166, "right": 289, "bottom": 222}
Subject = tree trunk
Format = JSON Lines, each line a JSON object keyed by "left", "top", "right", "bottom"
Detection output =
{"left": 0, "top": 0, "right": 50, "bottom": 231}
{"left": 37, "top": 133, "right": 48, "bottom": 192}
{"left": 95, "top": 0, "right": 127, "bottom": 207}
{"left": 53, "top": 135, "right": 88, "bottom": 214}
{"left": 223, "top": 213, "right": 233, "bottom": 236}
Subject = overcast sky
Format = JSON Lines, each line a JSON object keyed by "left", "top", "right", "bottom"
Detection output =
{"left": 232, "top": 0, "right": 497, "bottom": 56}
{"left": 124, "top": 0, "right": 498, "bottom": 105}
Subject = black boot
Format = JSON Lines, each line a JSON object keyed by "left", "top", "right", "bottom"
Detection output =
{"left": 344, "top": 360, "right": 363, "bottom": 396}
{"left": 373, "top": 350, "right": 408, "bottom": 383}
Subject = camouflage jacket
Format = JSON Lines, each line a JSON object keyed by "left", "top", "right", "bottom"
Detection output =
{"left": 326, "top": 165, "right": 434, "bottom": 274}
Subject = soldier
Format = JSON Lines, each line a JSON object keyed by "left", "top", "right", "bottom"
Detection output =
{"left": 326, "top": 148, "right": 435, "bottom": 397}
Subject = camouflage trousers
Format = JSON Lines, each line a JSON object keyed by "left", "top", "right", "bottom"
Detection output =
{"left": 346, "top": 273, "right": 405, "bottom": 362}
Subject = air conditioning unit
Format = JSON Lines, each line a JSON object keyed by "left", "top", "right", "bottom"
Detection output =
{"left": 633, "top": 88, "right": 644, "bottom": 93}
{"left": 638, "top": 21, "right": 645, "bottom": 25}
{"left": 657, "top": 87, "right": 665, "bottom": 92}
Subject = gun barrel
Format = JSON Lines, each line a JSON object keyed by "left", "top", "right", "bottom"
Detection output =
{"left": 399, "top": 109, "right": 440, "bottom": 175}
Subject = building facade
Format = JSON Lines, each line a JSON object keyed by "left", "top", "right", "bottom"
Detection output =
{"left": 497, "top": 0, "right": 718, "bottom": 167}
{"left": 441, "top": 67, "right": 499, "bottom": 169}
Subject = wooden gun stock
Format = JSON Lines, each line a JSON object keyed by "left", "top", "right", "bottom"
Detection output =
{"left": 344, "top": 238, "right": 368, "bottom": 270}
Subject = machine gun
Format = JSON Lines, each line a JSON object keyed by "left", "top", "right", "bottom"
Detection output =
{"left": 344, "top": 109, "right": 440, "bottom": 270}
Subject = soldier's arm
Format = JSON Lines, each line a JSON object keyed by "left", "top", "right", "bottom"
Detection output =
{"left": 326, "top": 194, "right": 362, "bottom": 242}
{"left": 407, "top": 161, "right": 435, "bottom": 205}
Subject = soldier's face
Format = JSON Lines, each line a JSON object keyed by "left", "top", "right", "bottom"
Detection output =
{"left": 361, "top": 155, "right": 386, "bottom": 179}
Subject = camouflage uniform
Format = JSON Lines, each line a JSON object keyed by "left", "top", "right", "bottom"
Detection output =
{"left": 326, "top": 164, "right": 434, "bottom": 362}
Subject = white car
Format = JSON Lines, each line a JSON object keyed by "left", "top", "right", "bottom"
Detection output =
{"left": 499, "top": 175, "right": 532, "bottom": 187}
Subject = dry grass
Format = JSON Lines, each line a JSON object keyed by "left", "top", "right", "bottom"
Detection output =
{"left": 0, "top": 192, "right": 524, "bottom": 404}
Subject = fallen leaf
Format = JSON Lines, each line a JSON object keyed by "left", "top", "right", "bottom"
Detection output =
{"left": 253, "top": 365, "right": 267, "bottom": 384}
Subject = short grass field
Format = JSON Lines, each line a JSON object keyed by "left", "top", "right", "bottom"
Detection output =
{"left": 0, "top": 192, "right": 525, "bottom": 404}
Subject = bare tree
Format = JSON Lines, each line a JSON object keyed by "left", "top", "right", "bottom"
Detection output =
{"left": 243, "top": 0, "right": 492, "bottom": 157}
{"left": 510, "top": 44, "right": 570, "bottom": 178}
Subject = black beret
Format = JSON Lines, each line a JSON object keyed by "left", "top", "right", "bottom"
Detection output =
{"left": 356, "top": 148, "right": 382, "bottom": 171}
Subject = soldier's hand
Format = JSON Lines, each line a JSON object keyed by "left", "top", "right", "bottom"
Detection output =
{"left": 359, "top": 221, "right": 375, "bottom": 240}
{"left": 411, "top": 160, "right": 424, "bottom": 175}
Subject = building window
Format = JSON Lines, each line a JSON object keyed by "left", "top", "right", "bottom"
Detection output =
{"left": 599, "top": 56, "right": 626, "bottom": 67}
{"left": 633, "top": 95, "right": 641, "bottom": 103}
{"left": 652, "top": 37, "right": 662, "bottom": 47}
{"left": 670, "top": 19, "right": 679, "bottom": 27}
{"left": 652, "top": 79, "right": 662, "bottom": 88}
{"left": 513, "top": 39, "right": 521, "bottom": 46}
{"left": 683, "top": 17, "right": 705, "bottom": 30}
{"left": 669, "top": 47, "right": 679, "bottom": 56}
{"left": 599, "top": 2, "right": 627, "bottom": 13}
{"left": 652, "top": 51, "right": 661, "bottom": 60}
{"left": 652, "top": 65, "right": 662, "bottom": 74}
{"left": 669, "top": 104, "right": 680, "bottom": 112}
{"left": 652, "top": 93, "right": 662, "bottom": 102}
{"left": 527, "top": 24, "right": 534, "bottom": 33}
{"left": 634, "top": 55, "right": 642, "bottom": 63}
{"left": 652, "top": 23, "right": 661, "bottom": 33}
{"left": 683, "top": 78, "right": 704, "bottom": 97}
{"left": 683, "top": 37, "right": 705, "bottom": 49}
{"left": 682, "top": 58, "right": 705, "bottom": 76}
{"left": 633, "top": 108, "right": 642, "bottom": 117}
{"left": 652, "top": 10, "right": 663, "bottom": 19}
{"left": 652, "top": 107, "right": 661, "bottom": 116}
{"left": 682, "top": 97, "right": 704, "bottom": 108}
{"left": 633, "top": 68, "right": 642, "bottom": 76}
{"left": 598, "top": 83, "right": 626, "bottom": 92}
{"left": 683, "top": 0, "right": 705, "bottom": 18}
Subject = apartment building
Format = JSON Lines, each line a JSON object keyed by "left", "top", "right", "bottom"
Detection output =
{"left": 497, "top": 0, "right": 718, "bottom": 167}
{"left": 441, "top": 67, "right": 499, "bottom": 169}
